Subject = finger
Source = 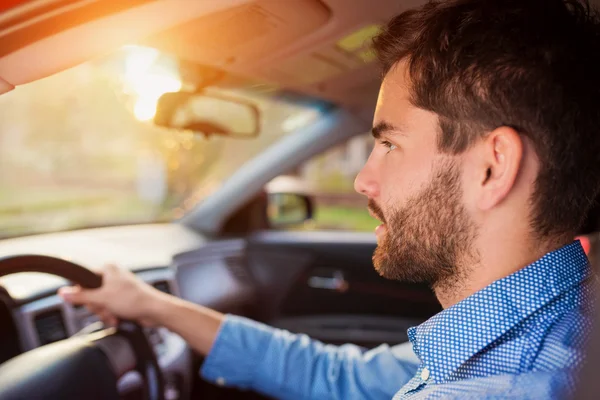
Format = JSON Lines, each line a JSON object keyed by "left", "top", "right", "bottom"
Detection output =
{"left": 104, "top": 263, "right": 119, "bottom": 271}
{"left": 140, "top": 318, "right": 154, "bottom": 328}
{"left": 98, "top": 263, "right": 122, "bottom": 285}
{"left": 86, "top": 305, "right": 102, "bottom": 315}
{"left": 107, "top": 315, "right": 118, "bottom": 327}
{"left": 58, "top": 285, "right": 102, "bottom": 305}
{"left": 99, "top": 310, "right": 118, "bottom": 327}
{"left": 58, "top": 285, "right": 85, "bottom": 304}
{"left": 102, "top": 263, "right": 120, "bottom": 277}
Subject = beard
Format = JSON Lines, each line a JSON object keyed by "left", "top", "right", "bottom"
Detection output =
{"left": 370, "top": 160, "right": 478, "bottom": 290}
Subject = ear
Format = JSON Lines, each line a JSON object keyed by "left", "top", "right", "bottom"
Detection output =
{"left": 477, "top": 126, "right": 523, "bottom": 211}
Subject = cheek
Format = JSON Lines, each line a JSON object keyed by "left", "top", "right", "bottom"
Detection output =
{"left": 379, "top": 153, "right": 433, "bottom": 206}
{"left": 379, "top": 173, "right": 405, "bottom": 207}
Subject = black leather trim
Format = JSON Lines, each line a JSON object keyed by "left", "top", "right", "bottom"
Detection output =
{"left": 0, "top": 255, "right": 102, "bottom": 289}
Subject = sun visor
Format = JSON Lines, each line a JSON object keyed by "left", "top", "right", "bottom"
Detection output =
{"left": 146, "top": 0, "right": 331, "bottom": 68}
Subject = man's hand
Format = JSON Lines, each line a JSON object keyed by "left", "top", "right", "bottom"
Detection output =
{"left": 59, "top": 263, "right": 224, "bottom": 356}
{"left": 58, "top": 264, "right": 165, "bottom": 327}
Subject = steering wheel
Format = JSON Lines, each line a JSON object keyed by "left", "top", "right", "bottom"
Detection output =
{"left": 0, "top": 255, "right": 165, "bottom": 400}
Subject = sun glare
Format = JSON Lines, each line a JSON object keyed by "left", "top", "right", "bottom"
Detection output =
{"left": 123, "top": 46, "right": 182, "bottom": 121}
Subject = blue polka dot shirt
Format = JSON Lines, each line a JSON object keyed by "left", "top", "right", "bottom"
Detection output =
{"left": 202, "top": 241, "right": 593, "bottom": 399}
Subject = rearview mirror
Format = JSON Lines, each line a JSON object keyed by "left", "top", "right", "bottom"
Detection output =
{"left": 154, "top": 91, "right": 260, "bottom": 139}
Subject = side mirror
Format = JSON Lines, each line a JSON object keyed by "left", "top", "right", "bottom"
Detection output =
{"left": 267, "top": 193, "right": 314, "bottom": 227}
{"left": 154, "top": 91, "right": 260, "bottom": 139}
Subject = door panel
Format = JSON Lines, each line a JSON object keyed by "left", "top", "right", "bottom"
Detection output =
{"left": 247, "top": 230, "right": 441, "bottom": 347}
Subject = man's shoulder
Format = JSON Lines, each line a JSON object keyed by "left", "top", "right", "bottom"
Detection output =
{"left": 529, "top": 293, "right": 593, "bottom": 370}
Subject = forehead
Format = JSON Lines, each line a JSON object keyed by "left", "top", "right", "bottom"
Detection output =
{"left": 374, "top": 63, "right": 412, "bottom": 120}
{"left": 374, "top": 62, "right": 440, "bottom": 140}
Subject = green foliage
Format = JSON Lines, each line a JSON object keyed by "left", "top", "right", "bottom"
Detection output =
{"left": 313, "top": 171, "right": 356, "bottom": 194}
{"left": 312, "top": 205, "right": 378, "bottom": 231}
{"left": 281, "top": 205, "right": 377, "bottom": 232}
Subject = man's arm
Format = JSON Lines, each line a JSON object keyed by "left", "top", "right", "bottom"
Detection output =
{"left": 153, "top": 292, "right": 224, "bottom": 354}
{"left": 60, "top": 265, "right": 419, "bottom": 399}
{"left": 199, "top": 314, "right": 420, "bottom": 400}
{"left": 127, "top": 291, "right": 420, "bottom": 399}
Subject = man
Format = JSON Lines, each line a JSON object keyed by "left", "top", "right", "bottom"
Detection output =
{"left": 60, "top": 0, "right": 600, "bottom": 398}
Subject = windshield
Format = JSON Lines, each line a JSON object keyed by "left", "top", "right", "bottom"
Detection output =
{"left": 0, "top": 46, "right": 328, "bottom": 238}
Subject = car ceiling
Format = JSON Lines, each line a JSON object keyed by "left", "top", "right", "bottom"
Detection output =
{"left": 0, "top": 0, "right": 427, "bottom": 123}
{"left": 142, "top": 0, "right": 429, "bottom": 122}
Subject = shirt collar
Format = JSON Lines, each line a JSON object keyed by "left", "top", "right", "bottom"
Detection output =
{"left": 407, "top": 241, "right": 590, "bottom": 384}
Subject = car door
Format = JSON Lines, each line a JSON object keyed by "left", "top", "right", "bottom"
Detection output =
{"left": 245, "top": 231, "right": 440, "bottom": 349}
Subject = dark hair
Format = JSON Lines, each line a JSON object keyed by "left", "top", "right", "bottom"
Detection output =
{"left": 373, "top": 0, "right": 600, "bottom": 238}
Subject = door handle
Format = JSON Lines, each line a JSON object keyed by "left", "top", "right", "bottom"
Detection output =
{"left": 307, "top": 270, "right": 349, "bottom": 292}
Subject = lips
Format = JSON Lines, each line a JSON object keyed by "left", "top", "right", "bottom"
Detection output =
{"left": 375, "top": 223, "right": 387, "bottom": 236}
{"left": 367, "top": 199, "right": 386, "bottom": 224}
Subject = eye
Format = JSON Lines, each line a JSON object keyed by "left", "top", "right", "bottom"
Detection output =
{"left": 380, "top": 140, "right": 397, "bottom": 153}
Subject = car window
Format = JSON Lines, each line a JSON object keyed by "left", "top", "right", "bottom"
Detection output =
{"left": 0, "top": 46, "right": 330, "bottom": 238}
{"left": 273, "top": 133, "right": 378, "bottom": 232}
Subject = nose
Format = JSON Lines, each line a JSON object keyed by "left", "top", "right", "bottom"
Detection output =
{"left": 354, "top": 154, "right": 379, "bottom": 198}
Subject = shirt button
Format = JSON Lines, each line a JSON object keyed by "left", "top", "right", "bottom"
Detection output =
{"left": 420, "top": 367, "right": 430, "bottom": 381}
{"left": 216, "top": 377, "right": 226, "bottom": 386}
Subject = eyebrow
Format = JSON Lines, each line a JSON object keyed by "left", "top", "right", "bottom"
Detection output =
{"left": 371, "top": 121, "right": 402, "bottom": 139}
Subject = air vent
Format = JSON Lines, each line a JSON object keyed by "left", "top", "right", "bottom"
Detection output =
{"left": 224, "top": 255, "right": 251, "bottom": 283}
{"left": 34, "top": 309, "right": 67, "bottom": 345}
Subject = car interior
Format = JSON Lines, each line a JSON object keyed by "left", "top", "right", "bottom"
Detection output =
{"left": 0, "top": 1, "right": 598, "bottom": 399}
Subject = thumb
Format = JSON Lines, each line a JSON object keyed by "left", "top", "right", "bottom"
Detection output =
{"left": 58, "top": 285, "right": 100, "bottom": 305}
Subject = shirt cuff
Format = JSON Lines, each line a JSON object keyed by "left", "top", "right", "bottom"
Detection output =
{"left": 200, "top": 314, "right": 275, "bottom": 390}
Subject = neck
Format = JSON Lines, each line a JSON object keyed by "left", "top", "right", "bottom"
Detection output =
{"left": 433, "top": 230, "right": 572, "bottom": 309}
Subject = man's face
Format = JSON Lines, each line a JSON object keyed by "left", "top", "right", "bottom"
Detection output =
{"left": 354, "top": 63, "right": 478, "bottom": 288}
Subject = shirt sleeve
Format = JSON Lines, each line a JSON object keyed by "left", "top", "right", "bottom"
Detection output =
{"left": 201, "top": 314, "right": 420, "bottom": 400}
